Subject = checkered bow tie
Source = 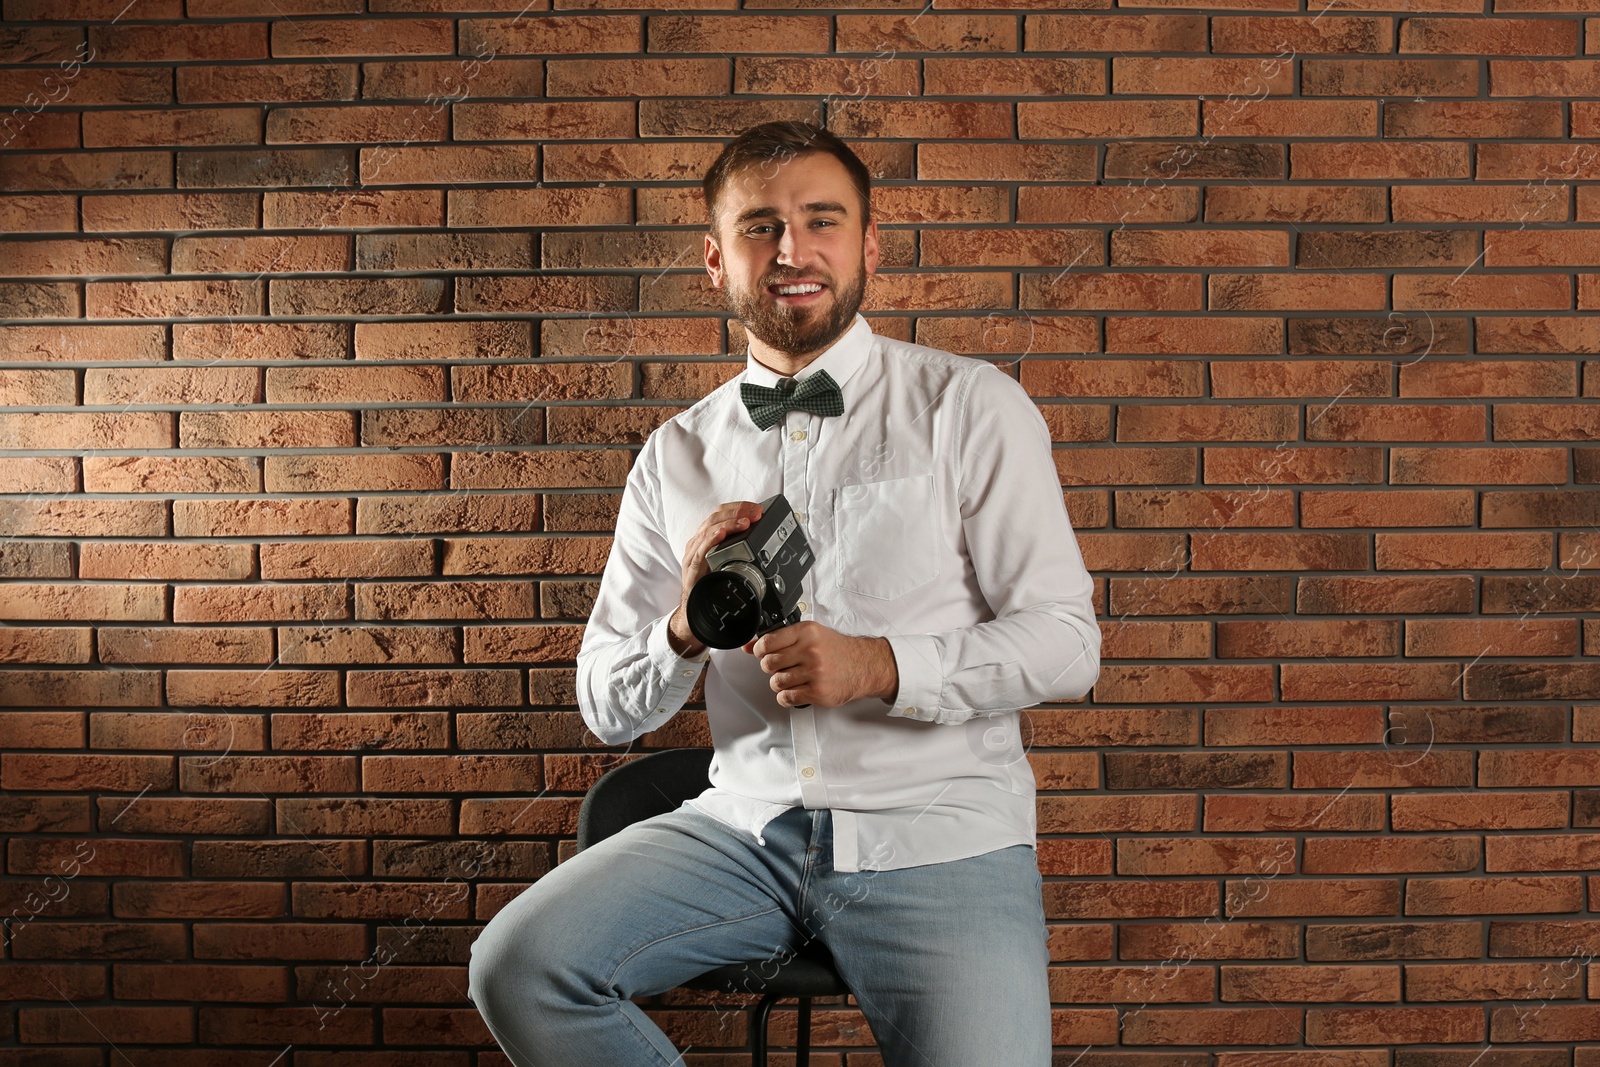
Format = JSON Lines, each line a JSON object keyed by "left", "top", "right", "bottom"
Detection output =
{"left": 739, "top": 370, "right": 844, "bottom": 431}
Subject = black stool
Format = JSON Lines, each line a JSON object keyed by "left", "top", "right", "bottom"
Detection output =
{"left": 575, "top": 748, "right": 850, "bottom": 1067}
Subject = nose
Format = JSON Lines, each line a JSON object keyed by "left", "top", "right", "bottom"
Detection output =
{"left": 776, "top": 222, "right": 816, "bottom": 270}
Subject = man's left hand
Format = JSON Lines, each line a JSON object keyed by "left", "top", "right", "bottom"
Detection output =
{"left": 742, "top": 621, "right": 897, "bottom": 709}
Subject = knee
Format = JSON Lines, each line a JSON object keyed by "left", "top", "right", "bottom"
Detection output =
{"left": 467, "top": 879, "right": 603, "bottom": 1015}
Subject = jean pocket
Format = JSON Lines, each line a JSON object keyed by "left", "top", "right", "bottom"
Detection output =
{"left": 833, "top": 473, "right": 941, "bottom": 600}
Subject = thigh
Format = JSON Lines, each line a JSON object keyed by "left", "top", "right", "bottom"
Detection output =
{"left": 468, "top": 804, "right": 810, "bottom": 1006}
{"left": 811, "top": 844, "right": 1052, "bottom": 1067}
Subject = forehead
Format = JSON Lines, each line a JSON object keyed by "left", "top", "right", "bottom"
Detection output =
{"left": 721, "top": 151, "right": 857, "bottom": 218}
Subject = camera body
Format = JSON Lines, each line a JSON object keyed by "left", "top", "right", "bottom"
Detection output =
{"left": 686, "top": 492, "right": 814, "bottom": 651}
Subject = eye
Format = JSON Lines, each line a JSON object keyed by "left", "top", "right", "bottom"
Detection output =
{"left": 744, "top": 219, "right": 838, "bottom": 237}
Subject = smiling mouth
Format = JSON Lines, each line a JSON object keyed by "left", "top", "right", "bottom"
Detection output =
{"left": 768, "top": 281, "right": 828, "bottom": 301}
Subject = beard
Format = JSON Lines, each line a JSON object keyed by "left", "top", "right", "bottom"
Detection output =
{"left": 724, "top": 253, "right": 867, "bottom": 359}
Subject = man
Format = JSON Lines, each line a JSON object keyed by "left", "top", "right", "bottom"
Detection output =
{"left": 467, "top": 121, "right": 1101, "bottom": 1067}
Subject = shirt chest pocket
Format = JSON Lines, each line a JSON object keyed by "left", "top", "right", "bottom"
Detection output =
{"left": 832, "top": 473, "right": 942, "bottom": 600}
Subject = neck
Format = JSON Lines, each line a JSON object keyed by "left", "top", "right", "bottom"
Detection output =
{"left": 749, "top": 341, "right": 824, "bottom": 379}
{"left": 746, "top": 317, "right": 854, "bottom": 378}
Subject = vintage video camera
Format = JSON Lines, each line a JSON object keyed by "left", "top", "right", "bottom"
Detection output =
{"left": 686, "top": 492, "right": 814, "bottom": 658}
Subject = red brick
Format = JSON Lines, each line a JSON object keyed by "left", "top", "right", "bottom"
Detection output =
{"left": 1216, "top": 622, "right": 1398, "bottom": 661}
{"left": 0, "top": 411, "right": 171, "bottom": 450}
{"left": 1303, "top": 837, "right": 1481, "bottom": 875}
{"left": 0, "top": 458, "right": 75, "bottom": 498}
{"left": 273, "top": 19, "right": 454, "bottom": 57}
{"left": 264, "top": 189, "right": 442, "bottom": 228}
{"left": 83, "top": 108, "right": 259, "bottom": 148}
{"left": 1192, "top": 532, "right": 1368, "bottom": 571}
{"left": 1119, "top": 838, "right": 1296, "bottom": 877}
{"left": 1050, "top": 964, "right": 1213, "bottom": 1004}
{"left": 169, "top": 670, "right": 340, "bottom": 708}
{"left": 1205, "top": 793, "right": 1385, "bottom": 833}
{"left": 85, "top": 279, "right": 264, "bottom": 319}
{"left": 360, "top": 754, "right": 542, "bottom": 793}
{"left": 1487, "top": 920, "right": 1600, "bottom": 957}
{"left": 179, "top": 63, "right": 359, "bottom": 104}
{"left": 1204, "top": 445, "right": 1383, "bottom": 484}
{"left": 1123, "top": 1007, "right": 1302, "bottom": 1046}
{"left": 1406, "top": 877, "right": 1584, "bottom": 917}
{"left": 83, "top": 192, "right": 257, "bottom": 232}
{"left": 175, "top": 321, "right": 347, "bottom": 363}
{"left": 173, "top": 499, "right": 352, "bottom": 538}
{"left": 1307, "top": 1007, "right": 1483, "bottom": 1045}
{"left": 1119, "top": 923, "right": 1299, "bottom": 961}
{"left": 1392, "top": 706, "right": 1565, "bottom": 745}
{"left": 1478, "top": 831, "right": 1600, "bottom": 876}
{"left": 0, "top": 626, "right": 92, "bottom": 663}
{"left": 0, "top": 582, "right": 162, "bottom": 623}
{"left": 1392, "top": 792, "right": 1570, "bottom": 832}
{"left": 1094, "top": 664, "right": 1274, "bottom": 704}
{"left": 1381, "top": 534, "right": 1556, "bottom": 574}
{"left": 97, "top": 627, "right": 271, "bottom": 665}
{"left": 1406, "top": 962, "right": 1581, "bottom": 1002}
{"left": 1209, "top": 703, "right": 1388, "bottom": 748}
{"left": 1294, "top": 749, "right": 1474, "bottom": 789}
{"left": 1308, "top": 922, "right": 1480, "bottom": 961}
{"left": 266, "top": 104, "right": 448, "bottom": 145}
{"left": 1225, "top": 880, "right": 1401, "bottom": 920}
{"left": 1481, "top": 750, "right": 1600, "bottom": 787}
{"left": 1223, "top": 965, "right": 1399, "bottom": 1003}
{"left": 1283, "top": 662, "right": 1462, "bottom": 701}
{"left": 278, "top": 626, "right": 457, "bottom": 666}
{"left": 1109, "top": 755, "right": 1289, "bottom": 795}
{"left": 0, "top": 151, "right": 170, "bottom": 193}
{"left": 1038, "top": 795, "right": 1197, "bottom": 834}
{"left": 1310, "top": 402, "right": 1486, "bottom": 442}
{"left": 1392, "top": 446, "right": 1567, "bottom": 485}
{"left": 1114, "top": 488, "right": 1294, "bottom": 529}
{"left": 80, "top": 547, "right": 251, "bottom": 579}
{"left": 1297, "top": 575, "right": 1476, "bottom": 613}
{"left": 346, "top": 669, "right": 521, "bottom": 707}
{"left": 174, "top": 585, "right": 348, "bottom": 625}
{"left": 259, "top": 530, "right": 433, "bottom": 576}
{"left": 1302, "top": 490, "right": 1476, "bottom": 528}
{"left": 355, "top": 581, "right": 533, "bottom": 621}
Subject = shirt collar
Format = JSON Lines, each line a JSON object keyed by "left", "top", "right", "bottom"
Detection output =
{"left": 741, "top": 312, "right": 872, "bottom": 393}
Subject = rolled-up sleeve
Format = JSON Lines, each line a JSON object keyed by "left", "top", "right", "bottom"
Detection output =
{"left": 576, "top": 433, "right": 710, "bottom": 746}
{"left": 885, "top": 362, "right": 1101, "bottom": 726}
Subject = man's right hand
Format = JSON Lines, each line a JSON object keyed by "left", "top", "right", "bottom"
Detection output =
{"left": 667, "top": 500, "right": 767, "bottom": 658}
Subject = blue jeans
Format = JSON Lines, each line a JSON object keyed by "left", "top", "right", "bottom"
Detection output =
{"left": 466, "top": 803, "right": 1051, "bottom": 1067}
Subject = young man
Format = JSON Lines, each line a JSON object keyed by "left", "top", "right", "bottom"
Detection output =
{"left": 467, "top": 121, "right": 1101, "bottom": 1067}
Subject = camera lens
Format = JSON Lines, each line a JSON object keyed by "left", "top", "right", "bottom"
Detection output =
{"left": 686, "top": 565, "right": 765, "bottom": 649}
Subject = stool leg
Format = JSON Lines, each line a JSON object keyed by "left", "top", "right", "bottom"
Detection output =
{"left": 797, "top": 996, "right": 812, "bottom": 1067}
{"left": 751, "top": 993, "right": 778, "bottom": 1067}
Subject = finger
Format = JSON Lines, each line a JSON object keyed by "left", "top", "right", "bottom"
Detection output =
{"left": 771, "top": 666, "right": 807, "bottom": 692}
{"left": 761, "top": 651, "right": 803, "bottom": 676}
{"left": 755, "top": 625, "right": 797, "bottom": 653}
{"left": 710, "top": 514, "right": 751, "bottom": 543}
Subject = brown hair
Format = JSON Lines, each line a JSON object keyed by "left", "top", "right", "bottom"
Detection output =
{"left": 701, "top": 120, "right": 872, "bottom": 238}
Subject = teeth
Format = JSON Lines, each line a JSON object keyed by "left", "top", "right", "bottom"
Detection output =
{"left": 775, "top": 283, "right": 823, "bottom": 295}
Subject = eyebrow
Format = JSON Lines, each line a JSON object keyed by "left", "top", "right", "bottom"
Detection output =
{"left": 731, "top": 200, "right": 850, "bottom": 227}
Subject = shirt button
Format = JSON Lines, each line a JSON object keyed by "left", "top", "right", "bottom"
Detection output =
{"left": 800, "top": 766, "right": 816, "bottom": 779}
{"left": 681, "top": 669, "right": 694, "bottom": 677}
{"left": 655, "top": 707, "right": 665, "bottom": 713}
{"left": 797, "top": 600, "right": 808, "bottom": 612}
{"left": 905, "top": 706, "right": 917, "bottom": 714}
{"left": 790, "top": 429, "right": 807, "bottom": 442}
{"left": 795, "top": 511, "right": 806, "bottom": 522}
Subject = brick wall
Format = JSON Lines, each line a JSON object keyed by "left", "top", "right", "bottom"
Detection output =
{"left": 2, "top": 0, "right": 1599, "bottom": 1062}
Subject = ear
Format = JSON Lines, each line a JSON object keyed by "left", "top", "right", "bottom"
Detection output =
{"left": 863, "top": 216, "right": 880, "bottom": 277}
{"left": 705, "top": 230, "right": 724, "bottom": 289}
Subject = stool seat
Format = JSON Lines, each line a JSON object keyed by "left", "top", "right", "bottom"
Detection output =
{"left": 684, "top": 945, "right": 850, "bottom": 998}
{"left": 575, "top": 748, "right": 852, "bottom": 1066}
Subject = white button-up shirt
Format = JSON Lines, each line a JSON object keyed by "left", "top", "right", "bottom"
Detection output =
{"left": 576, "top": 312, "right": 1101, "bottom": 872}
